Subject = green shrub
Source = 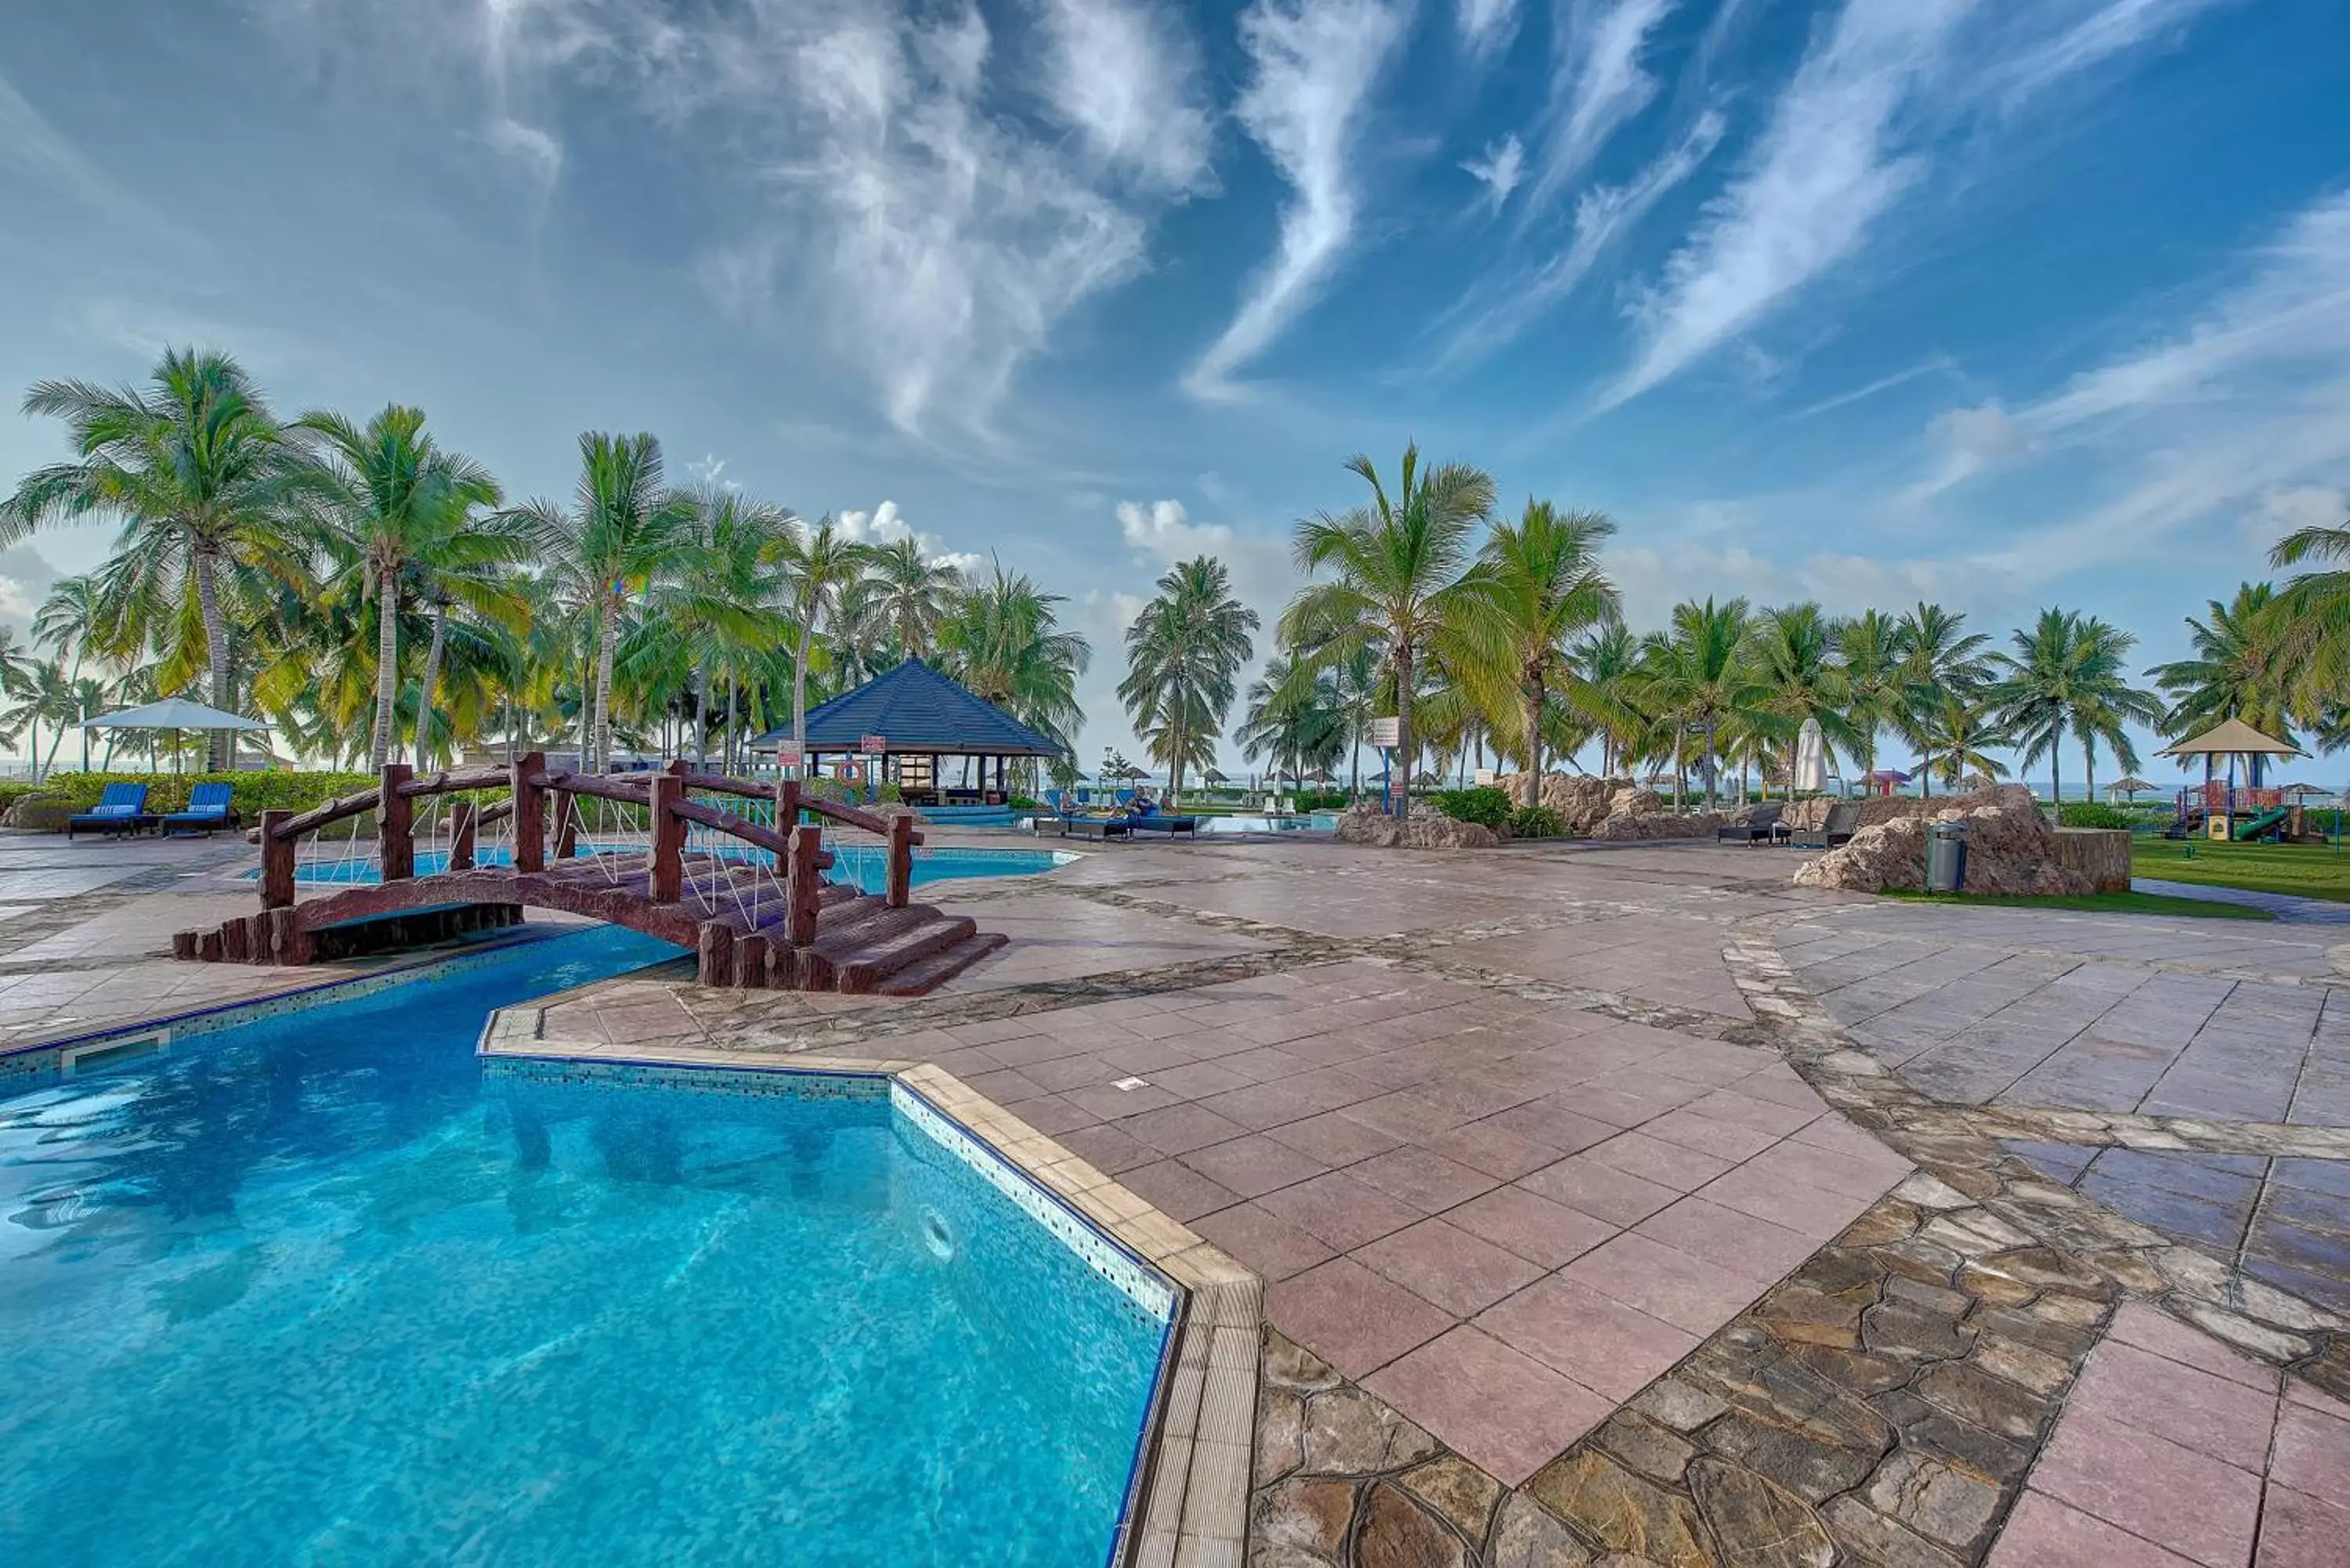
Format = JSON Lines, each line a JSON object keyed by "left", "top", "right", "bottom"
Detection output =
{"left": 2059, "top": 801, "right": 2133, "bottom": 829}
{"left": 1433, "top": 786, "right": 1513, "bottom": 829}
{"left": 24, "top": 770, "right": 377, "bottom": 817}
{"left": 1508, "top": 805, "right": 1564, "bottom": 839}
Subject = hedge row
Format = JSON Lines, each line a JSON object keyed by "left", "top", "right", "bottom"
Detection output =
{"left": 9, "top": 771, "right": 380, "bottom": 817}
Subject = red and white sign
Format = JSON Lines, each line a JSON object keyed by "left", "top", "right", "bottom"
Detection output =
{"left": 772, "top": 743, "right": 802, "bottom": 764}
{"left": 859, "top": 734, "right": 888, "bottom": 757}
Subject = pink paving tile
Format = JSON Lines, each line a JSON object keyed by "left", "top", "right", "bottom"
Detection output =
{"left": 1270, "top": 1258, "right": 1454, "bottom": 1379}
{"left": 1685, "top": 1086, "right": 1822, "bottom": 1135}
{"left": 1354, "top": 1218, "right": 1546, "bottom": 1317}
{"left": 1647, "top": 1040, "right": 1775, "bottom": 1086}
{"left": 1578, "top": 1130, "right": 1737, "bottom": 1193}
{"left": 1634, "top": 1107, "right": 1782, "bottom": 1164}
{"left": 1633, "top": 1197, "right": 1819, "bottom": 1285}
{"left": 1474, "top": 1275, "right": 1698, "bottom": 1400}
{"left": 2270, "top": 1399, "right": 2350, "bottom": 1498}
{"left": 1517, "top": 1154, "right": 1680, "bottom": 1227}
{"left": 2255, "top": 1487, "right": 2350, "bottom": 1568}
{"left": 2069, "top": 1342, "right": 2279, "bottom": 1469}
{"left": 1549, "top": 1085, "right": 1689, "bottom": 1129}
{"left": 1344, "top": 1049, "right": 1451, "bottom": 1090}
{"left": 1447, "top": 1186, "right": 1620, "bottom": 1269}
{"left": 1177, "top": 1134, "right": 1329, "bottom": 1199}
{"left": 1418, "top": 1119, "right": 1567, "bottom": 1180}
{"left": 1141, "top": 1060, "right": 1256, "bottom": 1100}
{"left": 1265, "top": 1109, "right": 1405, "bottom": 1165}
{"left": 1018, "top": 1053, "right": 1120, "bottom": 1093}
{"left": 2030, "top": 1408, "right": 2262, "bottom": 1568}
{"left": 1987, "top": 1493, "right": 2200, "bottom": 1568}
{"left": 1054, "top": 1122, "right": 1158, "bottom": 1174}
{"left": 1737, "top": 1137, "right": 1910, "bottom": 1201}
{"left": 1412, "top": 1072, "right": 1544, "bottom": 1121}
{"left": 1365, "top": 1328, "right": 1613, "bottom": 1487}
{"left": 1693, "top": 1166, "right": 1868, "bottom": 1241}
{"left": 1480, "top": 1100, "right": 1618, "bottom": 1155}
{"left": 1000, "top": 1093, "right": 1096, "bottom": 1135}
{"left": 1255, "top": 1170, "right": 1426, "bottom": 1250}
{"left": 1062, "top": 1081, "right": 1179, "bottom": 1120}
{"left": 2286, "top": 1378, "right": 2350, "bottom": 1422}
{"left": 1188, "top": 1202, "right": 1336, "bottom": 1281}
{"left": 1119, "top": 1102, "right": 1253, "bottom": 1156}
{"left": 2107, "top": 1302, "right": 2281, "bottom": 1393}
{"left": 1341, "top": 1089, "right": 1476, "bottom": 1140}
{"left": 1560, "top": 1231, "right": 1765, "bottom": 1335}
{"left": 1116, "top": 1159, "right": 1242, "bottom": 1223}
{"left": 1347, "top": 1147, "right": 1502, "bottom": 1213}
{"left": 1213, "top": 1046, "right": 1317, "bottom": 1083}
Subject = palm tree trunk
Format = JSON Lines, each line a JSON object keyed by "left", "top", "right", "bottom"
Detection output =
{"left": 595, "top": 598, "right": 618, "bottom": 774}
{"left": 193, "top": 544, "right": 233, "bottom": 771}
{"left": 1394, "top": 641, "right": 1415, "bottom": 817}
{"left": 371, "top": 576, "right": 400, "bottom": 768}
{"left": 417, "top": 603, "right": 450, "bottom": 771}
{"left": 792, "top": 618, "right": 814, "bottom": 775}
{"left": 1524, "top": 676, "right": 1544, "bottom": 786}
{"left": 694, "top": 658, "right": 711, "bottom": 766}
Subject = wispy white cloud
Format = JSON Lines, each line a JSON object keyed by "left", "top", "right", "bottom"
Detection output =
{"left": 1456, "top": 0, "right": 1522, "bottom": 62}
{"left": 1461, "top": 134, "right": 1528, "bottom": 214}
{"left": 1596, "top": 0, "right": 1974, "bottom": 413}
{"left": 1441, "top": 109, "right": 1722, "bottom": 367}
{"left": 1987, "top": 0, "right": 2235, "bottom": 108}
{"left": 1788, "top": 353, "right": 1959, "bottom": 418}
{"left": 1031, "top": 0, "right": 1217, "bottom": 196}
{"left": 1517, "top": 0, "right": 1678, "bottom": 225}
{"left": 0, "top": 71, "right": 177, "bottom": 239}
{"left": 1184, "top": 0, "right": 1410, "bottom": 402}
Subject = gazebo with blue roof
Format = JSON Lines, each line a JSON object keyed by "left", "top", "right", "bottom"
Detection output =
{"left": 750, "top": 657, "right": 1063, "bottom": 807}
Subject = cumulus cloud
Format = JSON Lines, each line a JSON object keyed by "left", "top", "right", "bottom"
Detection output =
{"left": 0, "top": 545, "right": 61, "bottom": 639}
{"left": 1116, "top": 498, "right": 1238, "bottom": 558}
{"left": 1184, "top": 0, "right": 1409, "bottom": 400}
{"left": 2245, "top": 484, "right": 2350, "bottom": 553}
{"left": 832, "top": 500, "right": 985, "bottom": 573}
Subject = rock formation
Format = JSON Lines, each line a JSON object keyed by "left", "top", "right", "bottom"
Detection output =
{"left": 1793, "top": 784, "right": 2094, "bottom": 896}
{"left": 1332, "top": 804, "right": 1502, "bottom": 850}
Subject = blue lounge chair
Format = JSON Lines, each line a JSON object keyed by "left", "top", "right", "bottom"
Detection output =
{"left": 67, "top": 782, "right": 153, "bottom": 840}
{"left": 161, "top": 782, "right": 237, "bottom": 836}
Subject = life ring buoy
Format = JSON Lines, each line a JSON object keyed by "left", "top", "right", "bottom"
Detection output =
{"left": 838, "top": 760, "right": 866, "bottom": 786}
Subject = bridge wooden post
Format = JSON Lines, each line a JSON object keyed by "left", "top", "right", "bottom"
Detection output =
{"left": 552, "top": 789, "right": 577, "bottom": 859}
{"left": 449, "top": 799, "right": 478, "bottom": 871}
{"left": 512, "top": 752, "right": 545, "bottom": 873}
{"left": 378, "top": 764, "right": 414, "bottom": 882}
{"left": 884, "top": 811, "right": 914, "bottom": 909}
{"left": 648, "top": 769, "right": 685, "bottom": 903}
{"left": 786, "top": 824, "right": 827, "bottom": 946}
{"left": 773, "top": 780, "right": 801, "bottom": 870}
{"left": 260, "top": 811, "right": 296, "bottom": 909}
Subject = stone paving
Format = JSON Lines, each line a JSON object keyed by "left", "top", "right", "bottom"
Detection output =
{"left": 5, "top": 826, "right": 2348, "bottom": 1564}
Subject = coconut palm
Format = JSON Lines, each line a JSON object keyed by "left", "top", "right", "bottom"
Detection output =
{"left": 1119, "top": 556, "right": 1258, "bottom": 805}
{"left": 2148, "top": 583, "right": 2300, "bottom": 747}
{"left": 0, "top": 662, "right": 82, "bottom": 779}
{"left": 1988, "top": 608, "right": 2163, "bottom": 807}
{"left": 2269, "top": 513, "right": 2350, "bottom": 714}
{"left": 1835, "top": 609, "right": 1905, "bottom": 785}
{"left": 1566, "top": 621, "right": 1645, "bottom": 779}
{"left": 1745, "top": 602, "right": 1860, "bottom": 791}
{"left": 2, "top": 349, "right": 309, "bottom": 767}
{"left": 1280, "top": 444, "right": 1495, "bottom": 816}
{"left": 853, "top": 538, "right": 965, "bottom": 661}
{"left": 1891, "top": 602, "right": 1994, "bottom": 797}
{"left": 509, "top": 432, "right": 695, "bottom": 771}
{"left": 770, "top": 516, "right": 870, "bottom": 773}
{"left": 1914, "top": 692, "right": 2013, "bottom": 793}
{"left": 1237, "top": 656, "right": 1345, "bottom": 788}
{"left": 936, "top": 562, "right": 1090, "bottom": 778}
{"left": 1636, "top": 598, "right": 1765, "bottom": 807}
{"left": 296, "top": 405, "right": 508, "bottom": 767}
{"left": 1456, "top": 499, "right": 1618, "bottom": 782}
{"left": 627, "top": 490, "right": 793, "bottom": 764}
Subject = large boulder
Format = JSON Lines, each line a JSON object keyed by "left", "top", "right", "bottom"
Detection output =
{"left": 1495, "top": 773, "right": 1640, "bottom": 835}
{"left": 1333, "top": 803, "right": 1502, "bottom": 849}
{"left": 1590, "top": 805, "right": 1750, "bottom": 841}
{"left": 1793, "top": 784, "right": 2092, "bottom": 896}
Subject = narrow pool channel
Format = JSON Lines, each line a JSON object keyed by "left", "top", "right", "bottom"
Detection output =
{"left": 0, "top": 927, "right": 1167, "bottom": 1568}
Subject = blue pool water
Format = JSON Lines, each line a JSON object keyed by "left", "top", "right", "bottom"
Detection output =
{"left": 258, "top": 843, "right": 1068, "bottom": 894}
{"left": 0, "top": 928, "right": 1167, "bottom": 1566}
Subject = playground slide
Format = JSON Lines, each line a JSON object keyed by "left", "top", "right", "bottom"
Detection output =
{"left": 2232, "top": 807, "right": 2290, "bottom": 842}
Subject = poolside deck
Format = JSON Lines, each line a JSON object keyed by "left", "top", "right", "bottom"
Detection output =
{"left": 7, "top": 825, "right": 2347, "bottom": 1566}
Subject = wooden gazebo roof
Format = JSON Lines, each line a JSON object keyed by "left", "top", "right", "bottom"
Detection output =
{"left": 751, "top": 658, "right": 1061, "bottom": 758}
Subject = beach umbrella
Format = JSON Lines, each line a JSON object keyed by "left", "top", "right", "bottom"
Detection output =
{"left": 1203, "top": 767, "right": 1230, "bottom": 786}
{"left": 1863, "top": 767, "right": 1911, "bottom": 798}
{"left": 1794, "top": 718, "right": 1828, "bottom": 793}
{"left": 2276, "top": 782, "right": 2331, "bottom": 800}
{"left": 79, "top": 698, "right": 272, "bottom": 775}
{"left": 2106, "top": 775, "right": 2157, "bottom": 800}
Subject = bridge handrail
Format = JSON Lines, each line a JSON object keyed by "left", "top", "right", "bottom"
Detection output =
{"left": 675, "top": 768, "right": 920, "bottom": 843}
{"left": 668, "top": 796, "right": 794, "bottom": 860}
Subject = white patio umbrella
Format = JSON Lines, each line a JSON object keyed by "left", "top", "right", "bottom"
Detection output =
{"left": 79, "top": 698, "right": 272, "bottom": 774}
{"left": 1794, "top": 717, "right": 1828, "bottom": 793}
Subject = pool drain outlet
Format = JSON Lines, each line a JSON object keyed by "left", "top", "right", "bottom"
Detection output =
{"left": 921, "top": 1209, "right": 957, "bottom": 1262}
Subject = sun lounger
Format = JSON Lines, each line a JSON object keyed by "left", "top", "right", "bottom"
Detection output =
{"left": 161, "top": 782, "right": 237, "bottom": 836}
{"left": 1126, "top": 814, "right": 1199, "bottom": 837}
{"left": 1790, "top": 801, "right": 1862, "bottom": 849}
{"left": 67, "top": 783, "right": 153, "bottom": 840}
{"left": 1716, "top": 803, "right": 1784, "bottom": 844}
{"left": 1060, "top": 816, "right": 1132, "bottom": 842}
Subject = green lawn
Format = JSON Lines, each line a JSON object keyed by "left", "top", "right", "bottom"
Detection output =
{"left": 2129, "top": 837, "right": 2350, "bottom": 904}
{"left": 1883, "top": 888, "right": 2274, "bottom": 920}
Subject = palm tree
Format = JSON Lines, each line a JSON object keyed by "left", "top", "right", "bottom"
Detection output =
{"left": 1238, "top": 656, "right": 1345, "bottom": 788}
{"left": 1836, "top": 609, "right": 1904, "bottom": 786}
{"left": 1745, "top": 602, "right": 1860, "bottom": 792}
{"left": 854, "top": 538, "right": 965, "bottom": 661}
{"left": 1567, "top": 621, "right": 1645, "bottom": 778}
{"left": 629, "top": 490, "right": 792, "bottom": 765}
{"left": 2, "top": 349, "right": 309, "bottom": 768}
{"left": 511, "top": 433, "right": 696, "bottom": 771}
{"left": 1280, "top": 444, "right": 1495, "bottom": 816}
{"left": 0, "top": 662, "right": 82, "bottom": 780}
{"left": 1892, "top": 602, "right": 1994, "bottom": 797}
{"left": 1119, "top": 556, "right": 1259, "bottom": 805}
{"left": 1988, "top": 608, "right": 2163, "bottom": 807}
{"left": 937, "top": 562, "right": 1091, "bottom": 781}
{"left": 2147, "top": 583, "right": 2298, "bottom": 747}
{"left": 1458, "top": 499, "right": 1618, "bottom": 782}
{"left": 1636, "top": 598, "right": 1764, "bottom": 807}
{"left": 771, "top": 516, "right": 870, "bottom": 774}
{"left": 297, "top": 405, "right": 506, "bottom": 767}
{"left": 2269, "top": 512, "right": 2350, "bottom": 715}
{"left": 1914, "top": 692, "right": 2012, "bottom": 793}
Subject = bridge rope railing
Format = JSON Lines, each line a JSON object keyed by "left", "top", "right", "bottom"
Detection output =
{"left": 249, "top": 754, "right": 924, "bottom": 941}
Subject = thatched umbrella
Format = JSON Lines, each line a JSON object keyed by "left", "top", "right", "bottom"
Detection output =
{"left": 2106, "top": 775, "right": 2157, "bottom": 800}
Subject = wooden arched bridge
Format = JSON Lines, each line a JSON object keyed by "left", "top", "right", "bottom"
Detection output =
{"left": 173, "top": 754, "right": 1006, "bottom": 995}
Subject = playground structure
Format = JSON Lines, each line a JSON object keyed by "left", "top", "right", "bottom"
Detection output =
{"left": 172, "top": 755, "right": 1006, "bottom": 995}
{"left": 2158, "top": 718, "right": 2323, "bottom": 843}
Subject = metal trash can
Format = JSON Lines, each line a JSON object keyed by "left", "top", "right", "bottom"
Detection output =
{"left": 1927, "top": 821, "right": 1969, "bottom": 894}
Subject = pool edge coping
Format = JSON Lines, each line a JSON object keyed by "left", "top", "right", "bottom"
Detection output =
{"left": 475, "top": 1013, "right": 1260, "bottom": 1568}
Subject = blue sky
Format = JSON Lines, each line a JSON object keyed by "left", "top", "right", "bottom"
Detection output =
{"left": 2, "top": 0, "right": 2346, "bottom": 784}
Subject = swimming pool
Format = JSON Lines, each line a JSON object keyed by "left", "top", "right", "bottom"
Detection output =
{"left": 255, "top": 842, "right": 1073, "bottom": 894}
{"left": 0, "top": 927, "right": 1170, "bottom": 1566}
